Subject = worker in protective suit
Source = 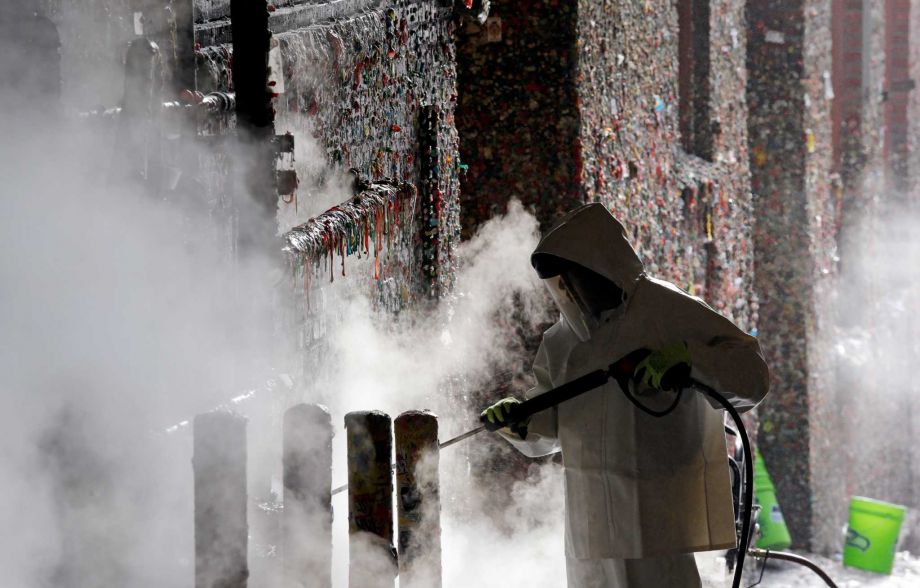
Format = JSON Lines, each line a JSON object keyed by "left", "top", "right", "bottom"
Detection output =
{"left": 482, "top": 203, "right": 769, "bottom": 587}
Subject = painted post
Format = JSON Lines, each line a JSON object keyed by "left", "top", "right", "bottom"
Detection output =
{"left": 282, "top": 404, "right": 333, "bottom": 588}
{"left": 193, "top": 410, "right": 249, "bottom": 588}
{"left": 345, "top": 411, "right": 397, "bottom": 588}
{"left": 395, "top": 411, "right": 442, "bottom": 588}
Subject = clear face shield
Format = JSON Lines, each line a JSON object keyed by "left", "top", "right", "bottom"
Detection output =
{"left": 544, "top": 274, "right": 599, "bottom": 342}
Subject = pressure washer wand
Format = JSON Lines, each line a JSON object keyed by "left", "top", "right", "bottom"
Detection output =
{"left": 437, "top": 425, "right": 486, "bottom": 449}
{"left": 440, "top": 351, "right": 645, "bottom": 444}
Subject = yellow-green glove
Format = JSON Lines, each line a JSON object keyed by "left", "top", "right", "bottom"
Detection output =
{"left": 480, "top": 397, "right": 529, "bottom": 436}
{"left": 633, "top": 341, "right": 692, "bottom": 391}
{"left": 481, "top": 397, "right": 520, "bottom": 426}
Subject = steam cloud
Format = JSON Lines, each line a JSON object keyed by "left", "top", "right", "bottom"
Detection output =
{"left": 0, "top": 97, "right": 286, "bottom": 583}
{"left": 1, "top": 94, "right": 567, "bottom": 587}
{"left": 314, "top": 200, "right": 563, "bottom": 587}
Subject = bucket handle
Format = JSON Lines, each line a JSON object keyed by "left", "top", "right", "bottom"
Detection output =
{"left": 845, "top": 527, "right": 871, "bottom": 552}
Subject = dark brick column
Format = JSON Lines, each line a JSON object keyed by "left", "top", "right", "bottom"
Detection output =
{"left": 747, "top": 0, "right": 838, "bottom": 552}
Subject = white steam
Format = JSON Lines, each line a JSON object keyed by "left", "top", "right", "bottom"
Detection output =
{"left": 825, "top": 188, "right": 920, "bottom": 524}
{"left": 0, "top": 115, "right": 282, "bottom": 586}
{"left": 320, "top": 199, "right": 546, "bottom": 418}
{"left": 307, "top": 201, "right": 561, "bottom": 587}
{"left": 1, "top": 103, "right": 566, "bottom": 587}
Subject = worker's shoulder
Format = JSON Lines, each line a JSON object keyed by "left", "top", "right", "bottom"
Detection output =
{"left": 639, "top": 275, "right": 751, "bottom": 340}
{"left": 639, "top": 275, "right": 710, "bottom": 308}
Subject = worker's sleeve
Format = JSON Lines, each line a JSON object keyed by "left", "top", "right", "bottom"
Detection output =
{"left": 667, "top": 291, "right": 770, "bottom": 413}
{"left": 498, "top": 341, "right": 562, "bottom": 457}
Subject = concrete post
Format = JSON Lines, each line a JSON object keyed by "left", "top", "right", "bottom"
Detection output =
{"left": 282, "top": 404, "right": 333, "bottom": 588}
{"left": 345, "top": 411, "right": 396, "bottom": 588}
{"left": 395, "top": 411, "right": 441, "bottom": 588}
{"left": 193, "top": 410, "right": 248, "bottom": 588}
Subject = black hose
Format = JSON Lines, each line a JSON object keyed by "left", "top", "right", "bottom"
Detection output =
{"left": 618, "top": 379, "right": 685, "bottom": 417}
{"left": 693, "top": 382, "right": 753, "bottom": 588}
{"left": 608, "top": 375, "right": 754, "bottom": 588}
{"left": 748, "top": 548, "right": 839, "bottom": 587}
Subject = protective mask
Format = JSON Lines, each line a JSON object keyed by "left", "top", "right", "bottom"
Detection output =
{"left": 544, "top": 275, "right": 598, "bottom": 342}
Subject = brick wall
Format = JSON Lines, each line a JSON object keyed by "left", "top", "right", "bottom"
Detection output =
{"left": 458, "top": 0, "right": 757, "bottom": 326}
{"left": 752, "top": 0, "right": 920, "bottom": 553}
{"left": 193, "top": 0, "right": 461, "bottom": 303}
{"left": 576, "top": 0, "right": 756, "bottom": 326}
{"left": 455, "top": 0, "right": 582, "bottom": 235}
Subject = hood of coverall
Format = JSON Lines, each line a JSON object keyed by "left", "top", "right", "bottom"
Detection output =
{"left": 532, "top": 203, "right": 645, "bottom": 330}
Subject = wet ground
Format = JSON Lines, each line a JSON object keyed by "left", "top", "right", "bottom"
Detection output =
{"left": 698, "top": 551, "right": 920, "bottom": 587}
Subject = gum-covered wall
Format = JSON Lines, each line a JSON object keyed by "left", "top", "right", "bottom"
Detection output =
{"left": 458, "top": 0, "right": 757, "bottom": 324}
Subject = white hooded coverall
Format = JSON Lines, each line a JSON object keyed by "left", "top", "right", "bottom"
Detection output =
{"left": 500, "top": 204, "right": 770, "bottom": 587}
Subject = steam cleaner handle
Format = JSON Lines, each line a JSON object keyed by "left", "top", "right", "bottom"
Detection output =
{"left": 479, "top": 369, "right": 610, "bottom": 432}
{"left": 477, "top": 348, "right": 653, "bottom": 433}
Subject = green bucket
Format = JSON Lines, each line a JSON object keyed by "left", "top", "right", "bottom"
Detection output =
{"left": 754, "top": 449, "right": 792, "bottom": 549}
{"left": 843, "top": 496, "right": 906, "bottom": 574}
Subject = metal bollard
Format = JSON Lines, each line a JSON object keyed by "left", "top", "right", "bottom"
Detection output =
{"left": 282, "top": 404, "right": 333, "bottom": 588}
{"left": 395, "top": 411, "right": 442, "bottom": 588}
{"left": 345, "top": 411, "right": 397, "bottom": 588}
{"left": 193, "top": 410, "right": 248, "bottom": 588}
